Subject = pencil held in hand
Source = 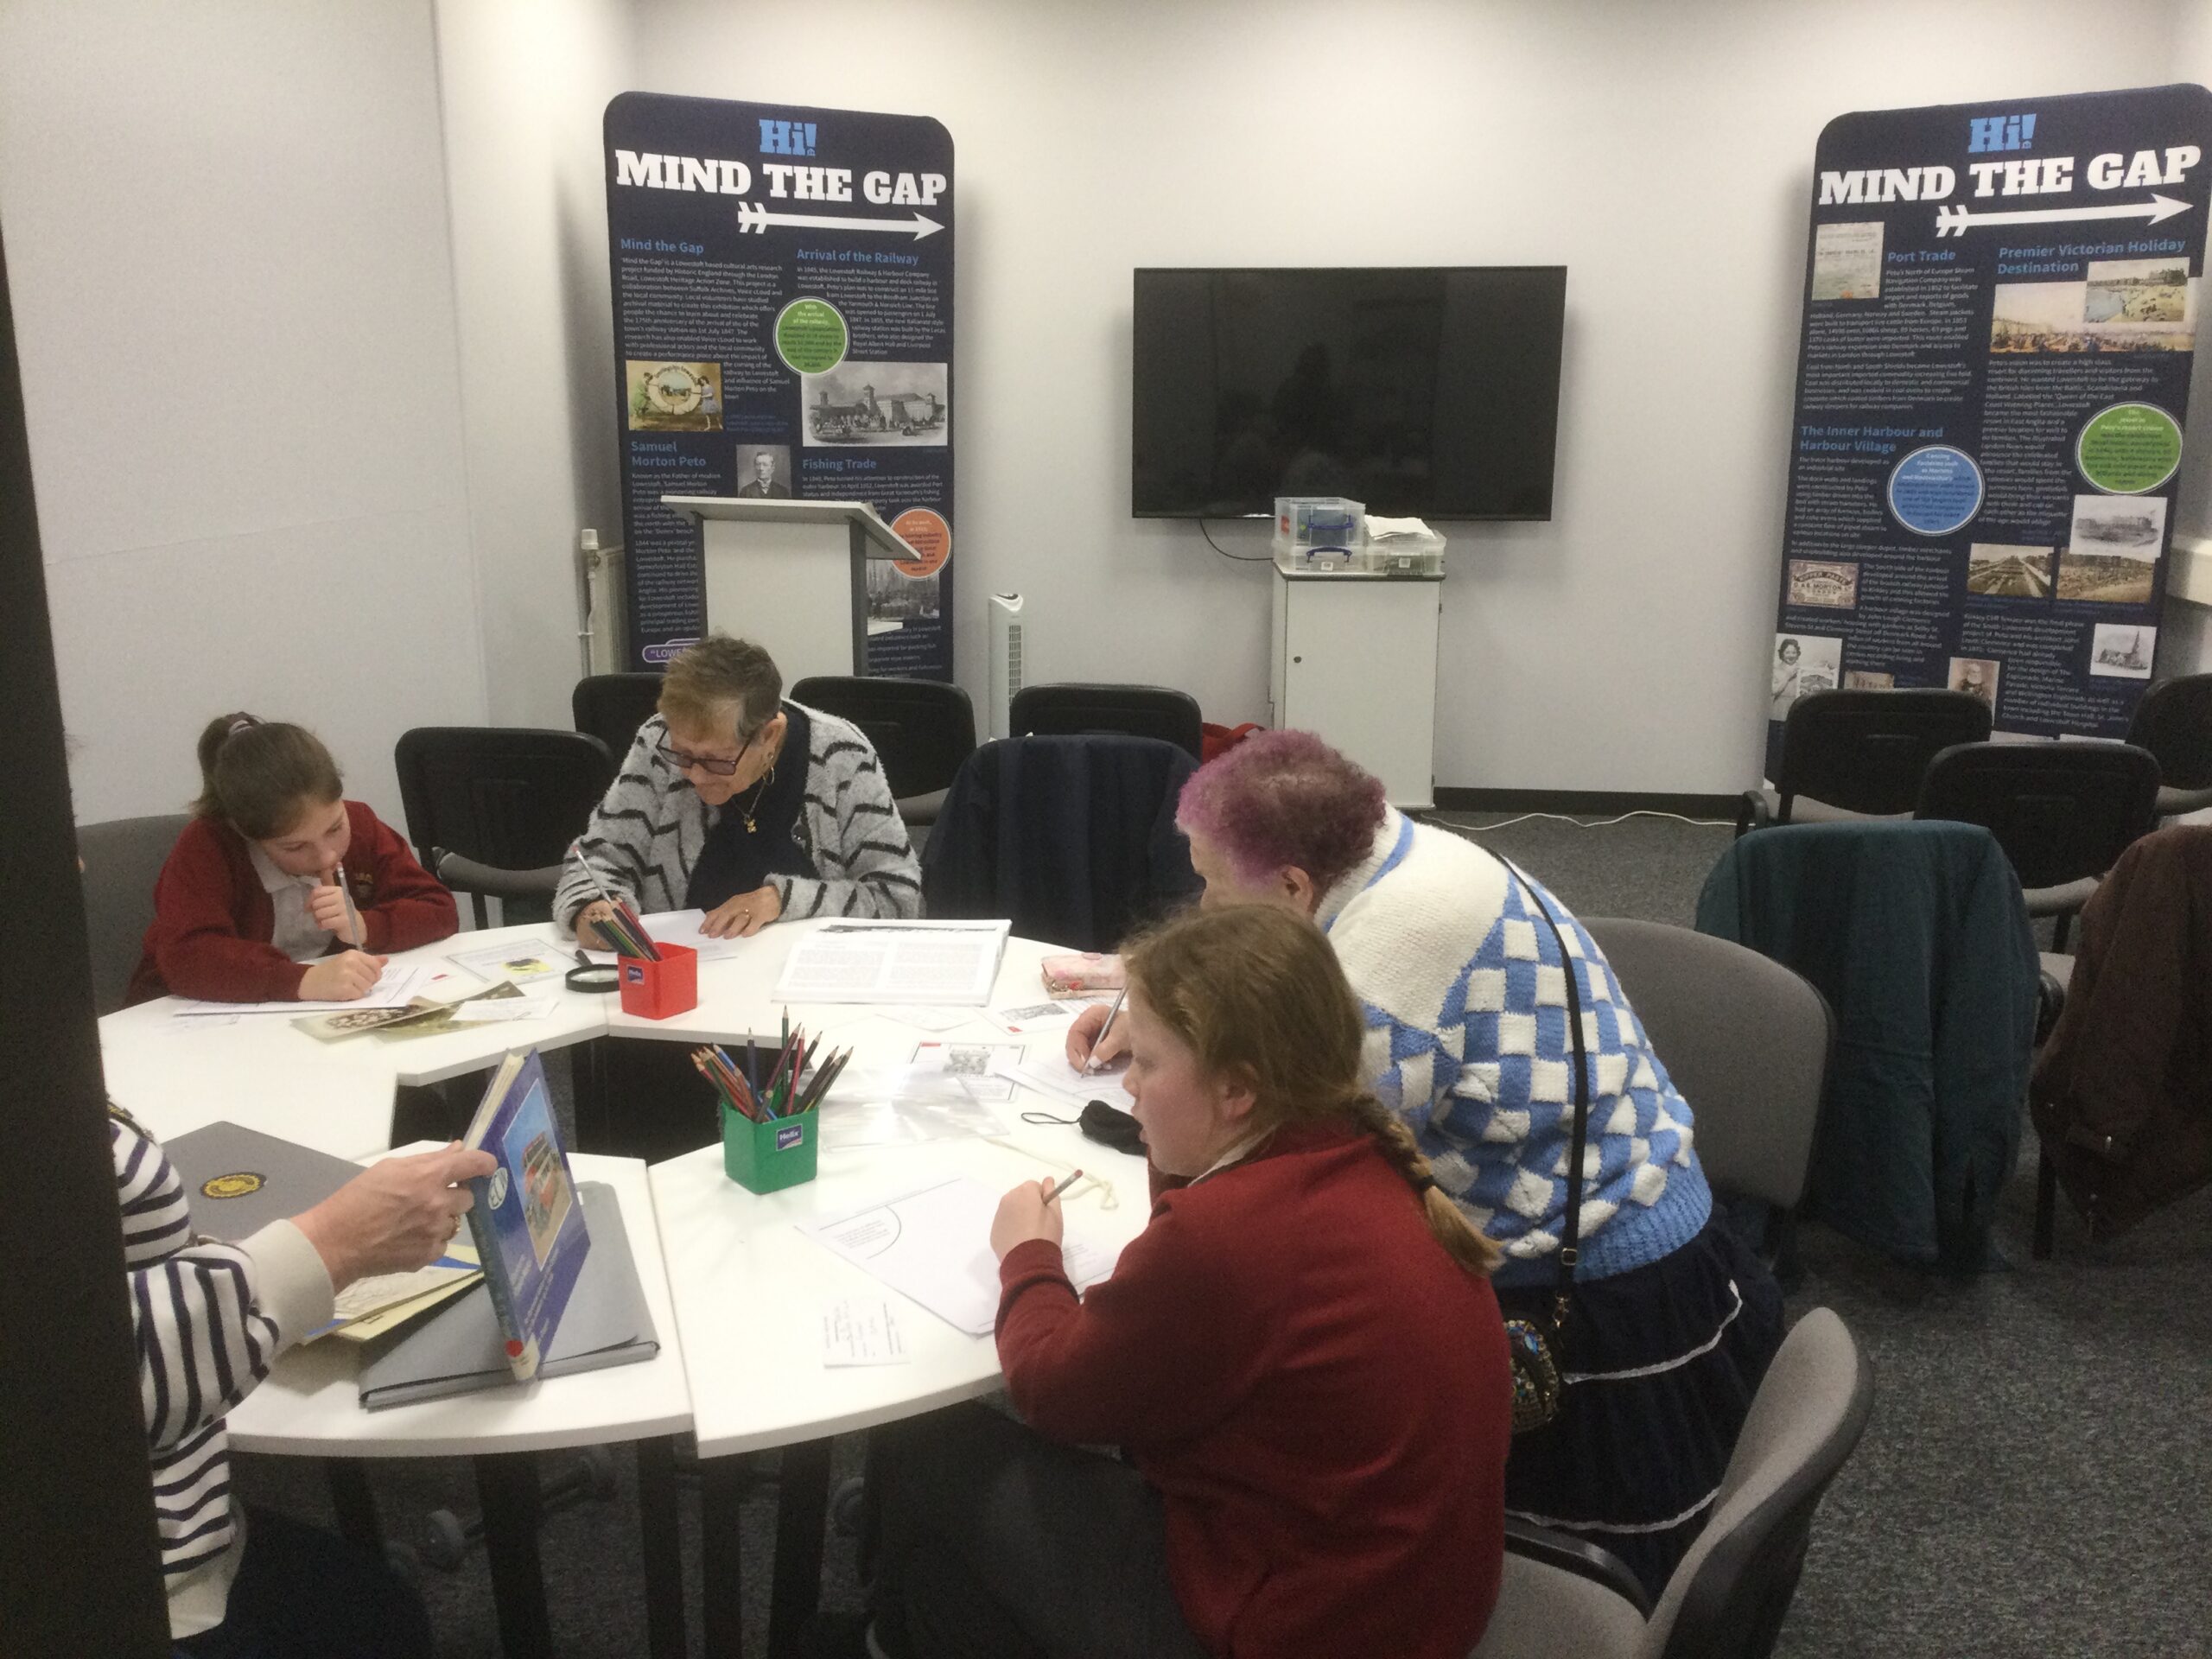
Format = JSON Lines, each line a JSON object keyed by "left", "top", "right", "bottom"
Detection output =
{"left": 1043, "top": 1170, "right": 1083, "bottom": 1204}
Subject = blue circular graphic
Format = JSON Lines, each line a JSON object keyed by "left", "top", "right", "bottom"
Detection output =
{"left": 1886, "top": 446, "right": 1983, "bottom": 537}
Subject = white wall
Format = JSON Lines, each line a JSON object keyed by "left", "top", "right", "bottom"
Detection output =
{"left": 2161, "top": 4, "right": 2212, "bottom": 678}
{"left": 0, "top": 0, "right": 486, "bottom": 828}
{"left": 432, "top": 0, "right": 636, "bottom": 730}
{"left": 9, "top": 1, "right": 2204, "bottom": 810}
{"left": 618, "top": 0, "right": 2182, "bottom": 794}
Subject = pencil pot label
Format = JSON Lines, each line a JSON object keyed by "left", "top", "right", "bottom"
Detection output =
{"left": 617, "top": 943, "right": 698, "bottom": 1019}
{"left": 723, "top": 1103, "right": 817, "bottom": 1194}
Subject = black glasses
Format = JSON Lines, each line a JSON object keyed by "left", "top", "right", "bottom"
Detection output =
{"left": 660, "top": 725, "right": 760, "bottom": 777}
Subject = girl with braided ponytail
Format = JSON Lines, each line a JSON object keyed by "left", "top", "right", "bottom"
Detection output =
{"left": 861, "top": 905, "right": 1511, "bottom": 1659}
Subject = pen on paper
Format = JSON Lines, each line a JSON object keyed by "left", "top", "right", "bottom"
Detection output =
{"left": 1082, "top": 985, "right": 1128, "bottom": 1075}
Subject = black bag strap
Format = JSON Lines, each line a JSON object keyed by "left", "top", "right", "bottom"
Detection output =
{"left": 1502, "top": 860, "right": 1591, "bottom": 1321}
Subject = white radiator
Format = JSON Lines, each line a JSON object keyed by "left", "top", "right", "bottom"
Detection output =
{"left": 988, "top": 592, "right": 1024, "bottom": 741}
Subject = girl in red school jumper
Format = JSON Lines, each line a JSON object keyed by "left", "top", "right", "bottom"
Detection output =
{"left": 862, "top": 904, "right": 1514, "bottom": 1659}
{"left": 127, "top": 714, "right": 456, "bottom": 1005}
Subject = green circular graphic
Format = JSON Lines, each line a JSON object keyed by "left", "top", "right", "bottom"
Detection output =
{"left": 775, "top": 298, "right": 848, "bottom": 375}
{"left": 2076, "top": 402, "right": 2182, "bottom": 494}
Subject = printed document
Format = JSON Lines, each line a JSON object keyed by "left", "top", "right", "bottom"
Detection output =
{"left": 773, "top": 920, "right": 1010, "bottom": 1006}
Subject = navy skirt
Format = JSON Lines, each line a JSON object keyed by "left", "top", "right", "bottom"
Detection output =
{"left": 1494, "top": 1214, "right": 1784, "bottom": 1601}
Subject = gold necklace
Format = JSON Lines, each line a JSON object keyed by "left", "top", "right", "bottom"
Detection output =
{"left": 739, "top": 760, "right": 777, "bottom": 833}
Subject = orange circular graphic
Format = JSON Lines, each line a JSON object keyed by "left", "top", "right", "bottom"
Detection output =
{"left": 890, "top": 508, "right": 950, "bottom": 577}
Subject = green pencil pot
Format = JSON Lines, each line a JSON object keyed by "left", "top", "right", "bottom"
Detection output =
{"left": 722, "top": 1104, "right": 817, "bottom": 1195}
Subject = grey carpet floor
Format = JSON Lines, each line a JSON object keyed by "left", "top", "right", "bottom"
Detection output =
{"left": 232, "top": 813, "right": 2212, "bottom": 1656}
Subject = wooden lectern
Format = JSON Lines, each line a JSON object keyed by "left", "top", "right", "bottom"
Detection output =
{"left": 662, "top": 496, "right": 919, "bottom": 684}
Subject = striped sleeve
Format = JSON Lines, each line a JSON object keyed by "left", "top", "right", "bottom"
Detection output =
{"left": 774, "top": 713, "right": 924, "bottom": 922}
{"left": 556, "top": 716, "right": 691, "bottom": 930}
{"left": 111, "top": 1112, "right": 332, "bottom": 1581}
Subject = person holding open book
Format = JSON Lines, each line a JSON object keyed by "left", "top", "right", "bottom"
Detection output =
{"left": 112, "top": 1101, "right": 493, "bottom": 1653}
{"left": 128, "top": 715, "right": 457, "bottom": 1005}
{"left": 855, "top": 906, "right": 1512, "bottom": 1659}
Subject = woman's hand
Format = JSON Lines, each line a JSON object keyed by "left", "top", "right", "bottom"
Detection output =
{"left": 1064, "top": 1003, "right": 1131, "bottom": 1071}
{"left": 574, "top": 899, "right": 620, "bottom": 950}
{"left": 293, "top": 1142, "right": 499, "bottom": 1291}
{"left": 306, "top": 871, "right": 365, "bottom": 945}
{"left": 298, "top": 950, "right": 387, "bottom": 1001}
{"left": 702, "top": 885, "right": 782, "bottom": 939}
{"left": 990, "top": 1179, "right": 1065, "bottom": 1259}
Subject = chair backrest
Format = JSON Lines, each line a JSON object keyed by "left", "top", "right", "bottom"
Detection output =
{"left": 1773, "top": 689, "right": 1991, "bottom": 819}
{"left": 1010, "top": 682, "right": 1205, "bottom": 760}
{"left": 571, "top": 672, "right": 665, "bottom": 766}
{"left": 76, "top": 813, "right": 191, "bottom": 1015}
{"left": 1581, "top": 919, "right": 1832, "bottom": 1211}
{"left": 392, "top": 728, "right": 613, "bottom": 874}
{"left": 1916, "top": 740, "right": 2161, "bottom": 889}
{"left": 1646, "top": 1307, "right": 1875, "bottom": 1659}
{"left": 790, "top": 674, "right": 977, "bottom": 801}
{"left": 2127, "top": 671, "right": 2212, "bottom": 791}
{"left": 922, "top": 734, "right": 1203, "bottom": 950}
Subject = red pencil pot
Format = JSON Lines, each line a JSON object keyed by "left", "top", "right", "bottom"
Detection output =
{"left": 617, "top": 943, "right": 698, "bottom": 1019}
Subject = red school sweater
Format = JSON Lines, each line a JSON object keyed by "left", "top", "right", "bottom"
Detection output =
{"left": 126, "top": 803, "right": 458, "bottom": 1005}
{"left": 995, "top": 1122, "right": 1512, "bottom": 1659}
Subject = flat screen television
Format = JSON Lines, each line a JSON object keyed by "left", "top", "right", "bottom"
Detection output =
{"left": 1131, "top": 265, "right": 1567, "bottom": 521}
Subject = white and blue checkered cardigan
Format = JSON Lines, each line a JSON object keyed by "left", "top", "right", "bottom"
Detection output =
{"left": 1320, "top": 810, "right": 1712, "bottom": 1288}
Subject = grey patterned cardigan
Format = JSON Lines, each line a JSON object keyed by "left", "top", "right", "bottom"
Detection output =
{"left": 554, "top": 707, "right": 923, "bottom": 931}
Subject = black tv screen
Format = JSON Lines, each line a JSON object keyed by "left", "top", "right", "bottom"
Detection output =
{"left": 1131, "top": 265, "right": 1567, "bottom": 520}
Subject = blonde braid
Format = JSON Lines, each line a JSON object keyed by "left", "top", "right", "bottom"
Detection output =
{"left": 1344, "top": 1092, "right": 1502, "bottom": 1278}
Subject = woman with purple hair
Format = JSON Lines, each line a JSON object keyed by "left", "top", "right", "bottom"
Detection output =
{"left": 1067, "top": 729, "right": 1782, "bottom": 1599}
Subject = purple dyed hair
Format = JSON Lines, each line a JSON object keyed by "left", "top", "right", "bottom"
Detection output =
{"left": 1176, "top": 730, "right": 1387, "bottom": 893}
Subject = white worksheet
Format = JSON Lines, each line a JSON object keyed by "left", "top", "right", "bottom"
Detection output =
{"left": 821, "top": 1296, "right": 909, "bottom": 1367}
{"left": 1000, "top": 1049, "right": 1135, "bottom": 1110}
{"left": 170, "top": 961, "right": 432, "bottom": 1019}
{"left": 772, "top": 920, "right": 1010, "bottom": 1006}
{"left": 801, "top": 1177, "right": 1119, "bottom": 1337}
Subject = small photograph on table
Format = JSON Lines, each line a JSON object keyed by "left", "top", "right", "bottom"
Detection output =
{"left": 1770, "top": 632, "right": 1842, "bottom": 721}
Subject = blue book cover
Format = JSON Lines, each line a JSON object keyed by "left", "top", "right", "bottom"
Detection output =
{"left": 461, "top": 1048, "right": 590, "bottom": 1382}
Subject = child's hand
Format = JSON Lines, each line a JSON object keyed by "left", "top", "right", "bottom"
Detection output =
{"left": 306, "top": 872, "right": 364, "bottom": 944}
{"left": 299, "top": 950, "right": 388, "bottom": 1002}
{"left": 990, "top": 1179, "right": 1065, "bottom": 1259}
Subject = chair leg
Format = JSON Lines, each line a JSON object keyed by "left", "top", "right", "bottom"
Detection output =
{"left": 2033, "top": 1147, "right": 2057, "bottom": 1262}
{"left": 2052, "top": 912, "right": 2072, "bottom": 953}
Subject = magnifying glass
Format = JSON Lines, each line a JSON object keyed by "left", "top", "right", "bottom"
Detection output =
{"left": 565, "top": 956, "right": 620, "bottom": 995}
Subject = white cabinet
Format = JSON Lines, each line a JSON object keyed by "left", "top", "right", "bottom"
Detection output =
{"left": 1268, "top": 569, "right": 1443, "bottom": 809}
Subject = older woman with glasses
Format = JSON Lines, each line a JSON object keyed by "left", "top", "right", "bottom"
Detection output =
{"left": 556, "top": 634, "right": 922, "bottom": 947}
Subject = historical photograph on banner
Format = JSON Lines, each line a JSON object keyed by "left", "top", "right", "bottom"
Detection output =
{"left": 605, "top": 92, "right": 956, "bottom": 677}
{"left": 1764, "top": 85, "right": 2209, "bottom": 774}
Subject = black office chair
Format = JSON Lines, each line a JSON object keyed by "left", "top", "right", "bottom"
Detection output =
{"left": 76, "top": 812, "right": 191, "bottom": 1014}
{"left": 2126, "top": 671, "right": 2212, "bottom": 817}
{"left": 1916, "top": 740, "right": 2160, "bottom": 947}
{"left": 572, "top": 671, "right": 665, "bottom": 767}
{"left": 924, "top": 734, "right": 1203, "bottom": 950}
{"left": 790, "top": 674, "right": 976, "bottom": 828}
{"left": 1010, "top": 682, "right": 1205, "bottom": 761}
{"left": 1738, "top": 689, "right": 1991, "bottom": 836}
{"left": 393, "top": 728, "right": 613, "bottom": 926}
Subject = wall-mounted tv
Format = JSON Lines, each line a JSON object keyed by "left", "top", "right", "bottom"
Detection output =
{"left": 1131, "top": 265, "right": 1567, "bottom": 521}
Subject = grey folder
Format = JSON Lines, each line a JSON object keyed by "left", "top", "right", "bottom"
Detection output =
{"left": 163, "top": 1120, "right": 361, "bottom": 1240}
{"left": 358, "top": 1181, "right": 658, "bottom": 1409}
